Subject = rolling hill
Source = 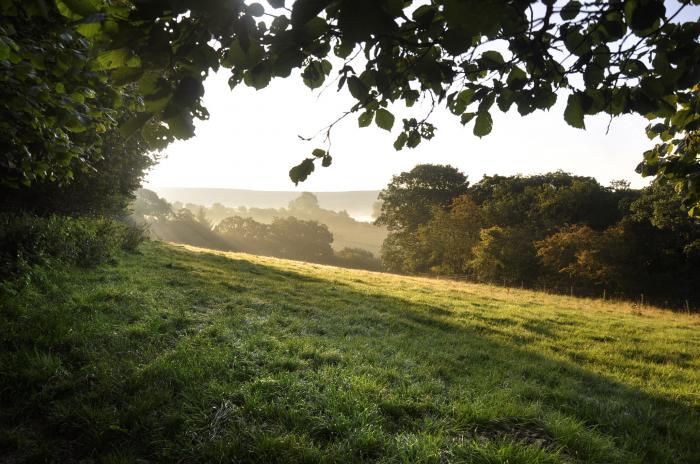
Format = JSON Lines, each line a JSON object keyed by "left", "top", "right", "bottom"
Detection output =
{"left": 1, "top": 242, "right": 699, "bottom": 463}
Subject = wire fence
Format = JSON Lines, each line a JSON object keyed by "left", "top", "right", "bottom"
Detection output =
{"left": 413, "top": 273, "right": 698, "bottom": 314}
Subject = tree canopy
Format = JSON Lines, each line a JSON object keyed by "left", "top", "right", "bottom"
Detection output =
{"left": 1, "top": 0, "right": 699, "bottom": 213}
{"left": 376, "top": 164, "right": 700, "bottom": 305}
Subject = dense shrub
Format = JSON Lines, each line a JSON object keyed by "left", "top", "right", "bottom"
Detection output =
{"left": 0, "top": 214, "right": 146, "bottom": 275}
{"left": 335, "top": 247, "right": 382, "bottom": 271}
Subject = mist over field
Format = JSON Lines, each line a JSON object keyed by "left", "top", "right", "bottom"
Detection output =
{"left": 150, "top": 187, "right": 382, "bottom": 222}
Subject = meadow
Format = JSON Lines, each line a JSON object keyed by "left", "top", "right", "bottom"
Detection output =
{"left": 1, "top": 242, "right": 699, "bottom": 463}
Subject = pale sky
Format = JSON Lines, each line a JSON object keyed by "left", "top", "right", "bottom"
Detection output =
{"left": 144, "top": 2, "right": 698, "bottom": 192}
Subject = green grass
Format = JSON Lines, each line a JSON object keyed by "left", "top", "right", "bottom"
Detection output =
{"left": 1, "top": 242, "right": 699, "bottom": 463}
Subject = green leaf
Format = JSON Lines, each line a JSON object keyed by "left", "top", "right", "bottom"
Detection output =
{"left": 460, "top": 112, "right": 476, "bottom": 125}
{"left": 624, "top": 0, "right": 665, "bottom": 32}
{"left": 289, "top": 158, "right": 316, "bottom": 185}
{"left": 119, "top": 113, "right": 152, "bottom": 139}
{"left": 267, "top": 0, "right": 285, "bottom": 8}
{"left": 246, "top": 3, "right": 265, "bottom": 16}
{"left": 481, "top": 50, "right": 504, "bottom": 65}
{"left": 76, "top": 21, "right": 102, "bottom": 38}
{"left": 302, "top": 61, "right": 325, "bottom": 89}
{"left": 0, "top": 40, "right": 9, "bottom": 61}
{"left": 506, "top": 67, "right": 527, "bottom": 87}
{"left": 312, "top": 148, "right": 326, "bottom": 158}
{"left": 243, "top": 63, "right": 272, "bottom": 90}
{"left": 321, "top": 154, "right": 332, "bottom": 167}
{"left": 291, "top": 0, "right": 332, "bottom": 27}
{"left": 347, "top": 76, "right": 368, "bottom": 101}
{"left": 560, "top": 1, "right": 581, "bottom": 20}
{"left": 473, "top": 111, "right": 492, "bottom": 137}
{"left": 375, "top": 108, "right": 395, "bottom": 131}
{"left": 56, "top": 0, "right": 101, "bottom": 18}
{"left": 224, "top": 39, "right": 264, "bottom": 69}
{"left": 95, "top": 48, "right": 140, "bottom": 71}
{"left": 564, "top": 93, "right": 586, "bottom": 129}
{"left": 393, "top": 132, "right": 408, "bottom": 150}
{"left": 358, "top": 111, "right": 373, "bottom": 127}
{"left": 563, "top": 26, "right": 590, "bottom": 56}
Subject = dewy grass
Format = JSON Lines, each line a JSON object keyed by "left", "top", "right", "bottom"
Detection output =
{"left": 1, "top": 242, "right": 698, "bottom": 463}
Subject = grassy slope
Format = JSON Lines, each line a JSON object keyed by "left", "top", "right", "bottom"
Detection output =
{"left": 1, "top": 242, "right": 699, "bottom": 464}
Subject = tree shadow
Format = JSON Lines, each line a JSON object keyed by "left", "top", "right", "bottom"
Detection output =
{"left": 3, "top": 243, "right": 698, "bottom": 463}
{"left": 170, "top": 245, "right": 700, "bottom": 463}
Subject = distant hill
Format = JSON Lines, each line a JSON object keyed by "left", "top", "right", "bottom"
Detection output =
{"left": 150, "top": 187, "right": 381, "bottom": 221}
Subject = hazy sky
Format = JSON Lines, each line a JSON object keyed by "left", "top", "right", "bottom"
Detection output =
{"left": 145, "top": 2, "right": 698, "bottom": 192}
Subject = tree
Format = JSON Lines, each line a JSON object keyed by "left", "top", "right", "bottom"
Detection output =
{"left": 2, "top": 0, "right": 699, "bottom": 215}
{"left": 416, "top": 195, "right": 483, "bottom": 275}
{"left": 535, "top": 224, "right": 630, "bottom": 290}
{"left": 1, "top": 132, "right": 155, "bottom": 216}
{"left": 469, "top": 226, "right": 540, "bottom": 285}
{"left": 131, "top": 188, "right": 172, "bottom": 222}
{"left": 376, "top": 164, "right": 469, "bottom": 232}
{"left": 288, "top": 192, "right": 320, "bottom": 211}
{"left": 268, "top": 216, "right": 334, "bottom": 262}
{"left": 215, "top": 216, "right": 272, "bottom": 253}
{"left": 335, "top": 247, "right": 381, "bottom": 271}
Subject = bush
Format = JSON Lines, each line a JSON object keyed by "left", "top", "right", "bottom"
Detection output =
{"left": 0, "top": 214, "right": 146, "bottom": 275}
{"left": 335, "top": 247, "right": 382, "bottom": 271}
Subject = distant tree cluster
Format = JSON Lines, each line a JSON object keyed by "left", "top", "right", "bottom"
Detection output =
{"left": 131, "top": 189, "right": 382, "bottom": 270}
{"left": 216, "top": 215, "right": 335, "bottom": 262}
{"left": 179, "top": 192, "right": 387, "bottom": 255}
{"left": 378, "top": 165, "right": 700, "bottom": 307}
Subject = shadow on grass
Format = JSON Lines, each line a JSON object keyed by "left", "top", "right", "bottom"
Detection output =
{"left": 1, "top": 243, "right": 698, "bottom": 463}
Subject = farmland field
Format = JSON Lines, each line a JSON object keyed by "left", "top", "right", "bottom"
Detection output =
{"left": 1, "top": 242, "right": 699, "bottom": 463}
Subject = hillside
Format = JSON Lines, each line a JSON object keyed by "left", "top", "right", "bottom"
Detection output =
{"left": 2, "top": 242, "right": 699, "bottom": 463}
{"left": 151, "top": 188, "right": 381, "bottom": 221}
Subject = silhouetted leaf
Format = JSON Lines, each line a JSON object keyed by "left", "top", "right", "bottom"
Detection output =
{"left": 358, "top": 111, "right": 373, "bottom": 127}
{"left": 564, "top": 93, "right": 585, "bottom": 129}
{"left": 560, "top": 1, "right": 581, "bottom": 20}
{"left": 375, "top": 108, "right": 395, "bottom": 131}
{"left": 473, "top": 112, "right": 492, "bottom": 137}
{"left": 289, "top": 158, "right": 316, "bottom": 185}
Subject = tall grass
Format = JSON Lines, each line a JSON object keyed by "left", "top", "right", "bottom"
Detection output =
{"left": 1, "top": 241, "right": 698, "bottom": 463}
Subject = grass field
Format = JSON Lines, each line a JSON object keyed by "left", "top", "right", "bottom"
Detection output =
{"left": 1, "top": 242, "right": 699, "bottom": 463}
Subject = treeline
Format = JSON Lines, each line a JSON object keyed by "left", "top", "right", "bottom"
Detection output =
{"left": 377, "top": 165, "right": 700, "bottom": 308}
{"left": 172, "top": 192, "right": 387, "bottom": 255}
{"left": 132, "top": 189, "right": 381, "bottom": 271}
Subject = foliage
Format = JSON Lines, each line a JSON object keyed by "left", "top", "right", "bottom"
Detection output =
{"left": 0, "top": 132, "right": 154, "bottom": 216}
{"left": 416, "top": 196, "right": 483, "bottom": 275}
{"left": 190, "top": 192, "right": 387, "bottom": 255}
{"left": 376, "top": 164, "right": 469, "bottom": 232}
{"left": 131, "top": 188, "right": 173, "bottom": 221}
{"left": 216, "top": 214, "right": 334, "bottom": 262}
{"left": 2, "top": 0, "right": 698, "bottom": 214}
{"left": 268, "top": 216, "right": 335, "bottom": 262}
{"left": 0, "top": 1, "right": 121, "bottom": 188}
{"left": 334, "top": 246, "right": 381, "bottom": 271}
{"left": 470, "top": 226, "right": 540, "bottom": 285}
{"left": 1, "top": 241, "right": 699, "bottom": 462}
{"left": 0, "top": 213, "right": 144, "bottom": 275}
{"left": 535, "top": 224, "right": 630, "bottom": 290}
{"left": 379, "top": 165, "right": 700, "bottom": 304}
{"left": 148, "top": 209, "right": 234, "bottom": 251}
{"left": 252, "top": 0, "right": 700, "bottom": 214}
